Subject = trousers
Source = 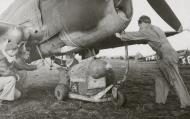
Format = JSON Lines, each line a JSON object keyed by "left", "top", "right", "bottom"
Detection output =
{"left": 0, "top": 76, "right": 21, "bottom": 101}
{"left": 155, "top": 60, "right": 190, "bottom": 108}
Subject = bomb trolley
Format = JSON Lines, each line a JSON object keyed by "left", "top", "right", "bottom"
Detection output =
{"left": 54, "top": 56, "right": 129, "bottom": 107}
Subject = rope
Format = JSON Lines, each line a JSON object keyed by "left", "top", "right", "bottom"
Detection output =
{"left": 116, "top": 30, "right": 130, "bottom": 84}
{"left": 35, "top": 45, "right": 51, "bottom": 66}
{"left": 61, "top": 30, "right": 79, "bottom": 47}
{"left": 122, "top": 45, "right": 129, "bottom": 82}
{"left": 61, "top": 24, "right": 85, "bottom": 49}
{"left": 117, "top": 45, "right": 129, "bottom": 85}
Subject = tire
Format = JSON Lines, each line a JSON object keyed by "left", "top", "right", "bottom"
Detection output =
{"left": 112, "top": 90, "right": 125, "bottom": 107}
{"left": 54, "top": 84, "right": 69, "bottom": 101}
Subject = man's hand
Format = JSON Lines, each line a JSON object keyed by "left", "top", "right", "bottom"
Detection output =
{"left": 115, "top": 33, "right": 122, "bottom": 39}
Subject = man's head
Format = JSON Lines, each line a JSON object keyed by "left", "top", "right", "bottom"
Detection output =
{"left": 138, "top": 15, "right": 151, "bottom": 29}
{"left": 5, "top": 27, "right": 25, "bottom": 51}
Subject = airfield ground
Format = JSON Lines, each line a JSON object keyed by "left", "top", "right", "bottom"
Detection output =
{"left": 0, "top": 60, "right": 190, "bottom": 119}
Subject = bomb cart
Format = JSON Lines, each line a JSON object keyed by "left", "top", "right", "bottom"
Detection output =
{"left": 54, "top": 57, "right": 125, "bottom": 107}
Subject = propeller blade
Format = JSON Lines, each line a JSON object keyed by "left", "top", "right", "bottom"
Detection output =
{"left": 165, "top": 31, "right": 179, "bottom": 37}
{"left": 147, "top": 0, "right": 182, "bottom": 31}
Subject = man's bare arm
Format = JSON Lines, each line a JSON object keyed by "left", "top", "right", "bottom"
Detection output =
{"left": 14, "top": 58, "right": 37, "bottom": 71}
{"left": 116, "top": 31, "right": 149, "bottom": 41}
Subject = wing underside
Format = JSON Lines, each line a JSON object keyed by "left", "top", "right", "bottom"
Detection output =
{"left": 0, "top": 0, "right": 42, "bottom": 28}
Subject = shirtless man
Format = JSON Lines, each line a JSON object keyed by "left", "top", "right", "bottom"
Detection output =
{"left": 0, "top": 27, "right": 36, "bottom": 104}
{"left": 0, "top": 39, "right": 20, "bottom": 104}
{"left": 116, "top": 15, "right": 190, "bottom": 108}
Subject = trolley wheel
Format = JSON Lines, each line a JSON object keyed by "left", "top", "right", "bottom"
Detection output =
{"left": 112, "top": 89, "right": 125, "bottom": 107}
{"left": 54, "top": 84, "right": 69, "bottom": 101}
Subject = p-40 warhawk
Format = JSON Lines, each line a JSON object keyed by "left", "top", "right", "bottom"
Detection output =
{"left": 0, "top": 0, "right": 184, "bottom": 106}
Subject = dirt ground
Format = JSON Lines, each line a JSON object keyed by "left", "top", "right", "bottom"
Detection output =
{"left": 0, "top": 60, "right": 190, "bottom": 119}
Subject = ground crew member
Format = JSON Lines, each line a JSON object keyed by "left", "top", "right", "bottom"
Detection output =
{"left": 0, "top": 43, "right": 38, "bottom": 105}
{"left": 0, "top": 39, "right": 20, "bottom": 105}
{"left": 0, "top": 27, "right": 38, "bottom": 105}
{"left": 115, "top": 15, "right": 190, "bottom": 108}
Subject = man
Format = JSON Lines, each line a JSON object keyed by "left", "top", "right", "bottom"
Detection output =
{"left": 0, "top": 43, "right": 39, "bottom": 105}
{"left": 0, "top": 39, "right": 20, "bottom": 105}
{"left": 115, "top": 15, "right": 190, "bottom": 108}
{"left": 0, "top": 27, "right": 28, "bottom": 105}
{"left": 0, "top": 27, "right": 38, "bottom": 104}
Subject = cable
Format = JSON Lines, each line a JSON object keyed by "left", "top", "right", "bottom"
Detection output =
{"left": 122, "top": 45, "right": 129, "bottom": 82}
{"left": 117, "top": 45, "right": 129, "bottom": 85}
{"left": 35, "top": 45, "right": 51, "bottom": 67}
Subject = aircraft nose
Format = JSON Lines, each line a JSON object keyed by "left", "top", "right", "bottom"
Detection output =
{"left": 114, "top": 0, "right": 133, "bottom": 20}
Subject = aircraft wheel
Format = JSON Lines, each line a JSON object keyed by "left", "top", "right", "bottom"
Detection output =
{"left": 54, "top": 84, "right": 69, "bottom": 101}
{"left": 112, "top": 89, "right": 125, "bottom": 107}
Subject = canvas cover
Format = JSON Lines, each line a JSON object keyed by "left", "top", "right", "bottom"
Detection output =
{"left": 0, "top": 0, "right": 42, "bottom": 28}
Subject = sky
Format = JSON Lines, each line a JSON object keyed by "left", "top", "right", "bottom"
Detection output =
{"left": 0, "top": 0, "right": 190, "bottom": 57}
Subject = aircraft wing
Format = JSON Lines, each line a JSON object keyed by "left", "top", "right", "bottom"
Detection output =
{"left": 0, "top": 22, "right": 15, "bottom": 36}
{"left": 0, "top": 0, "right": 42, "bottom": 28}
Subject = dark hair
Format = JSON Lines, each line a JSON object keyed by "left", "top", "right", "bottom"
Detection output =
{"left": 138, "top": 15, "right": 151, "bottom": 25}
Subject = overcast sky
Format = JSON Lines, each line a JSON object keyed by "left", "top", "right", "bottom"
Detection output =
{"left": 0, "top": 0, "right": 190, "bottom": 56}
